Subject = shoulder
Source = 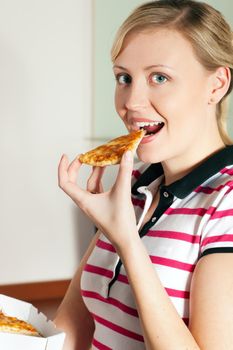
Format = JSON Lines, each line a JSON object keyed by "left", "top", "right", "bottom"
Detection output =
{"left": 205, "top": 164, "right": 233, "bottom": 191}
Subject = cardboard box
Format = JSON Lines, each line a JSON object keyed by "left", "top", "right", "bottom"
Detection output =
{"left": 0, "top": 294, "right": 66, "bottom": 350}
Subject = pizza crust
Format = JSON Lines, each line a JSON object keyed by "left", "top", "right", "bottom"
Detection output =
{"left": 79, "top": 129, "right": 145, "bottom": 167}
{"left": 0, "top": 311, "right": 41, "bottom": 337}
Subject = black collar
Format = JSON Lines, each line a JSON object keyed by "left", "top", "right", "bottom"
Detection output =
{"left": 132, "top": 145, "right": 233, "bottom": 199}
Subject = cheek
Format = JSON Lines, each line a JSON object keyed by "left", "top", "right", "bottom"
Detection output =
{"left": 114, "top": 89, "right": 121, "bottom": 111}
{"left": 150, "top": 85, "right": 183, "bottom": 115}
{"left": 114, "top": 89, "right": 126, "bottom": 119}
{"left": 157, "top": 86, "right": 204, "bottom": 124}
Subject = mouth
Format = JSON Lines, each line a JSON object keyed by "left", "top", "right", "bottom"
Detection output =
{"left": 136, "top": 121, "right": 165, "bottom": 137}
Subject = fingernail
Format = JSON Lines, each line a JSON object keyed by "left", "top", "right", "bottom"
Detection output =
{"left": 124, "top": 150, "right": 132, "bottom": 161}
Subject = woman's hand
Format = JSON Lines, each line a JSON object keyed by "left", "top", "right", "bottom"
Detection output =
{"left": 58, "top": 151, "right": 138, "bottom": 250}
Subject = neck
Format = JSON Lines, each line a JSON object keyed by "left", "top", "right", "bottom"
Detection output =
{"left": 162, "top": 137, "right": 225, "bottom": 186}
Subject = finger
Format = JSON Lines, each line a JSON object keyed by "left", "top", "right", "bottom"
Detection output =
{"left": 114, "top": 151, "right": 134, "bottom": 195}
{"left": 67, "top": 155, "right": 82, "bottom": 183}
{"left": 58, "top": 154, "right": 69, "bottom": 187}
{"left": 87, "top": 166, "right": 106, "bottom": 193}
{"left": 58, "top": 154, "right": 87, "bottom": 204}
{"left": 62, "top": 180, "right": 87, "bottom": 206}
{"left": 97, "top": 167, "right": 105, "bottom": 193}
{"left": 98, "top": 179, "right": 104, "bottom": 193}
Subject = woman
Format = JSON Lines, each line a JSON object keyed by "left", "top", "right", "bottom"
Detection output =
{"left": 55, "top": 1, "right": 233, "bottom": 349}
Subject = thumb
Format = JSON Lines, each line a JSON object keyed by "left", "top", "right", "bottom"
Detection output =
{"left": 114, "top": 150, "right": 134, "bottom": 194}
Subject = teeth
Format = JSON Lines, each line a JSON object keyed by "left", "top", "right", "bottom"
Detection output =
{"left": 136, "top": 121, "right": 163, "bottom": 127}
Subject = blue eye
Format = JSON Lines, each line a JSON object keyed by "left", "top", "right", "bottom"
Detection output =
{"left": 116, "top": 73, "right": 132, "bottom": 85}
{"left": 151, "top": 73, "right": 168, "bottom": 84}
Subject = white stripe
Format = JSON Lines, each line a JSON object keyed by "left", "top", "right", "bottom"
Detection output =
{"left": 143, "top": 236, "right": 199, "bottom": 262}
{"left": 201, "top": 241, "right": 233, "bottom": 253}
{"left": 93, "top": 321, "right": 145, "bottom": 350}
{"left": 87, "top": 299, "right": 142, "bottom": 335}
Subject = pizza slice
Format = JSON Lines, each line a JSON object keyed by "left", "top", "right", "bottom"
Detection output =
{"left": 0, "top": 310, "right": 41, "bottom": 337}
{"left": 79, "top": 129, "right": 146, "bottom": 167}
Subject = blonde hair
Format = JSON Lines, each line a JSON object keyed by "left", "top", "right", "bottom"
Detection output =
{"left": 111, "top": 0, "right": 233, "bottom": 145}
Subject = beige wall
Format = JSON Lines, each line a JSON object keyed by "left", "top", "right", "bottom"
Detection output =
{"left": 0, "top": 0, "right": 94, "bottom": 284}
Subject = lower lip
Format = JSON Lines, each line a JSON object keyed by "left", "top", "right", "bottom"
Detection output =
{"left": 140, "top": 127, "right": 164, "bottom": 144}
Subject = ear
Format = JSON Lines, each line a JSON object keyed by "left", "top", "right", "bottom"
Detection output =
{"left": 208, "top": 67, "right": 231, "bottom": 105}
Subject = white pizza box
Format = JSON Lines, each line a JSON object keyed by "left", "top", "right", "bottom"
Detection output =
{"left": 0, "top": 294, "right": 66, "bottom": 350}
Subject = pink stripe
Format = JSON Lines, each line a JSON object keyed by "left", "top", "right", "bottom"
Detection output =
{"left": 195, "top": 184, "right": 223, "bottom": 194}
{"left": 206, "top": 206, "right": 217, "bottom": 216}
{"left": 166, "top": 207, "right": 207, "bottom": 216}
{"left": 92, "top": 338, "right": 112, "bottom": 350}
{"left": 81, "top": 290, "right": 138, "bottom": 317}
{"left": 222, "top": 182, "right": 233, "bottom": 192}
{"left": 132, "top": 169, "right": 141, "bottom": 179}
{"left": 195, "top": 186, "right": 216, "bottom": 194}
{"left": 165, "top": 287, "right": 190, "bottom": 299}
{"left": 225, "top": 186, "right": 233, "bottom": 194}
{"left": 147, "top": 230, "right": 200, "bottom": 244}
{"left": 92, "top": 313, "right": 144, "bottom": 342}
{"left": 201, "top": 234, "right": 233, "bottom": 247}
{"left": 210, "top": 209, "right": 233, "bottom": 219}
{"left": 84, "top": 264, "right": 113, "bottom": 279}
{"left": 220, "top": 168, "right": 233, "bottom": 175}
{"left": 96, "top": 239, "right": 116, "bottom": 253}
{"left": 195, "top": 181, "right": 233, "bottom": 194}
{"left": 132, "top": 197, "right": 145, "bottom": 209}
{"left": 166, "top": 206, "right": 231, "bottom": 218}
{"left": 117, "top": 274, "right": 129, "bottom": 284}
{"left": 150, "top": 256, "right": 195, "bottom": 272}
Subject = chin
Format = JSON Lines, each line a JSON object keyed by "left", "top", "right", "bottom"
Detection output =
{"left": 136, "top": 148, "right": 162, "bottom": 164}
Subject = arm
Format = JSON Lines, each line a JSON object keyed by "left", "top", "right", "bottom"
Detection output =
{"left": 54, "top": 230, "right": 101, "bottom": 350}
{"left": 189, "top": 253, "right": 233, "bottom": 349}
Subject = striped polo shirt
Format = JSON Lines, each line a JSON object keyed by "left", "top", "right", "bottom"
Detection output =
{"left": 81, "top": 145, "right": 233, "bottom": 350}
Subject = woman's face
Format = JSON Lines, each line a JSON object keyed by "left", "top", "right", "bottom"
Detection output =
{"left": 113, "top": 29, "right": 215, "bottom": 164}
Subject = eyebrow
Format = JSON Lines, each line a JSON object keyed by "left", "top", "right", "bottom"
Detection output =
{"left": 113, "top": 64, "right": 174, "bottom": 71}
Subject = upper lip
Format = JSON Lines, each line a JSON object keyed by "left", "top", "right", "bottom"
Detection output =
{"left": 129, "top": 117, "right": 164, "bottom": 130}
{"left": 131, "top": 117, "right": 163, "bottom": 122}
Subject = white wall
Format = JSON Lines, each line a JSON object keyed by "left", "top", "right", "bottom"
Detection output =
{"left": 0, "top": 0, "right": 95, "bottom": 284}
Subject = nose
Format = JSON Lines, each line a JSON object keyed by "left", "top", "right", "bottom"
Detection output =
{"left": 125, "top": 79, "right": 149, "bottom": 111}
